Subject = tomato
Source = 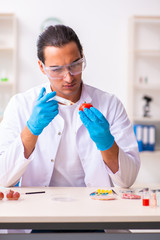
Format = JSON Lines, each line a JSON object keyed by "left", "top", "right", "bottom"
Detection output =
{"left": 6, "top": 190, "right": 14, "bottom": 200}
{"left": 79, "top": 103, "right": 93, "bottom": 111}
{"left": 6, "top": 190, "right": 20, "bottom": 200}
{"left": 0, "top": 192, "right": 4, "bottom": 200}
{"left": 13, "top": 192, "right": 20, "bottom": 200}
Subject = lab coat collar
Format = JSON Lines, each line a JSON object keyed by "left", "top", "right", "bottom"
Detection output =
{"left": 45, "top": 83, "right": 52, "bottom": 94}
{"left": 43, "top": 82, "right": 92, "bottom": 105}
{"left": 74, "top": 83, "right": 93, "bottom": 132}
{"left": 78, "top": 83, "right": 92, "bottom": 105}
{"left": 44, "top": 82, "right": 93, "bottom": 132}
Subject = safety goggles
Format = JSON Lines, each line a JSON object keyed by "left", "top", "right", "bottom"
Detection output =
{"left": 42, "top": 56, "right": 86, "bottom": 80}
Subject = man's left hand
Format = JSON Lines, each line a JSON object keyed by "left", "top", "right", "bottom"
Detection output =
{"left": 79, "top": 107, "right": 114, "bottom": 151}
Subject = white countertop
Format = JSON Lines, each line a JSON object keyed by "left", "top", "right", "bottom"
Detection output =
{"left": 0, "top": 187, "right": 160, "bottom": 224}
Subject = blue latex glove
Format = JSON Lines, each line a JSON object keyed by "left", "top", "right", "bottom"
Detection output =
{"left": 79, "top": 107, "right": 114, "bottom": 151}
{"left": 27, "top": 87, "right": 59, "bottom": 135}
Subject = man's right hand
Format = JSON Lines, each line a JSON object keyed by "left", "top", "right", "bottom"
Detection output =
{"left": 27, "top": 87, "right": 59, "bottom": 135}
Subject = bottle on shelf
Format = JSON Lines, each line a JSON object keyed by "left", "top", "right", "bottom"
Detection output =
{"left": 0, "top": 70, "right": 8, "bottom": 82}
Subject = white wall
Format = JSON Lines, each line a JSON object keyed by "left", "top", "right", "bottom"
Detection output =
{"left": 0, "top": 0, "right": 160, "bottom": 110}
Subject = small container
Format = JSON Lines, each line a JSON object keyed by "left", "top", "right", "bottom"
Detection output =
{"left": 142, "top": 188, "right": 150, "bottom": 206}
{"left": 0, "top": 70, "right": 8, "bottom": 82}
{"left": 156, "top": 190, "right": 160, "bottom": 207}
{"left": 150, "top": 189, "right": 157, "bottom": 208}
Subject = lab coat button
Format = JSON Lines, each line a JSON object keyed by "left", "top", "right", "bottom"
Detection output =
{"left": 51, "top": 159, "right": 55, "bottom": 163}
{"left": 58, "top": 132, "right": 62, "bottom": 136}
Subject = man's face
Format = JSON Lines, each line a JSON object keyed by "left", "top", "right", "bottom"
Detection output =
{"left": 38, "top": 41, "right": 83, "bottom": 103}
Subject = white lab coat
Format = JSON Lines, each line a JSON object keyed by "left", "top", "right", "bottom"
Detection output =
{"left": 0, "top": 83, "right": 140, "bottom": 188}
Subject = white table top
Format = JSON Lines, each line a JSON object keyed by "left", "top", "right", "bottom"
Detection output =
{"left": 0, "top": 187, "right": 160, "bottom": 224}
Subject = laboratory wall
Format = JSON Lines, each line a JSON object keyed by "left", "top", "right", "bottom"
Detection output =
{"left": 0, "top": 0, "right": 160, "bottom": 110}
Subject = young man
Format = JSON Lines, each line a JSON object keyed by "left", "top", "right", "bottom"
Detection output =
{"left": 0, "top": 25, "right": 140, "bottom": 188}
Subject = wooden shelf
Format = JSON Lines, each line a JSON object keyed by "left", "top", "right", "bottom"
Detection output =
{"left": 133, "top": 15, "right": 160, "bottom": 23}
{"left": 134, "top": 83, "right": 160, "bottom": 90}
{"left": 0, "top": 81, "right": 14, "bottom": 87}
{"left": 0, "top": 47, "right": 14, "bottom": 51}
{"left": 140, "top": 150, "right": 160, "bottom": 157}
{"left": 0, "top": 13, "right": 16, "bottom": 17}
{"left": 133, "top": 116, "right": 160, "bottom": 122}
{"left": 134, "top": 50, "right": 160, "bottom": 57}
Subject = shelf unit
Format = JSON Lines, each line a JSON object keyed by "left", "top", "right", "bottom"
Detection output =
{"left": 128, "top": 16, "right": 160, "bottom": 122}
{"left": 0, "top": 13, "right": 17, "bottom": 121}
{"left": 128, "top": 16, "right": 160, "bottom": 152}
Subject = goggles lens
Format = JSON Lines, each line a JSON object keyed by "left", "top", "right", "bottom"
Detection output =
{"left": 43, "top": 57, "right": 86, "bottom": 80}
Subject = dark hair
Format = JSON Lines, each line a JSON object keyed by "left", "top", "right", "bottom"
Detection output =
{"left": 37, "top": 25, "right": 83, "bottom": 63}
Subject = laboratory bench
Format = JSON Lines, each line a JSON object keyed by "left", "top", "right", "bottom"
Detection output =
{"left": 0, "top": 186, "right": 160, "bottom": 240}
